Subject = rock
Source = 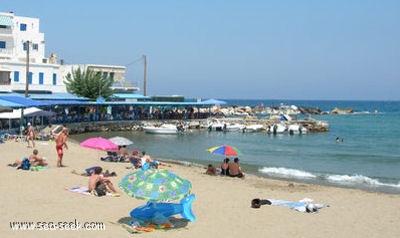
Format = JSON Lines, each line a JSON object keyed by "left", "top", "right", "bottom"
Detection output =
{"left": 330, "top": 107, "right": 354, "bottom": 114}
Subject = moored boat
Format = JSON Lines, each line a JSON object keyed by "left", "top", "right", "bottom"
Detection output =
{"left": 143, "top": 124, "right": 185, "bottom": 134}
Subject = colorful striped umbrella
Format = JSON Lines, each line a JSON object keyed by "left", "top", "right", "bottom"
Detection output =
{"left": 206, "top": 145, "right": 242, "bottom": 157}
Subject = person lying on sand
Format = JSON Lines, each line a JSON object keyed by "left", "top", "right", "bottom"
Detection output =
{"left": 8, "top": 149, "right": 47, "bottom": 167}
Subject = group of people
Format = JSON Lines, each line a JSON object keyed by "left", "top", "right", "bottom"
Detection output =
{"left": 87, "top": 149, "right": 160, "bottom": 196}
{"left": 9, "top": 124, "right": 69, "bottom": 169}
{"left": 205, "top": 157, "right": 245, "bottom": 178}
{"left": 9, "top": 148, "right": 48, "bottom": 168}
{"left": 128, "top": 150, "right": 159, "bottom": 170}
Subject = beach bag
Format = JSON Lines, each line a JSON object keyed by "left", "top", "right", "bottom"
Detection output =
{"left": 18, "top": 158, "right": 31, "bottom": 170}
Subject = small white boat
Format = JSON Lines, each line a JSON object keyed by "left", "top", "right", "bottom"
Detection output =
{"left": 143, "top": 124, "right": 185, "bottom": 135}
{"left": 268, "top": 123, "right": 287, "bottom": 134}
{"left": 207, "top": 119, "right": 225, "bottom": 131}
{"left": 287, "top": 124, "right": 307, "bottom": 134}
{"left": 223, "top": 123, "right": 246, "bottom": 132}
{"left": 243, "top": 124, "right": 264, "bottom": 133}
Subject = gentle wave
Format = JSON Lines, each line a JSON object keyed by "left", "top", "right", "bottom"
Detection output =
{"left": 325, "top": 174, "right": 400, "bottom": 188}
{"left": 258, "top": 167, "right": 317, "bottom": 179}
{"left": 258, "top": 166, "right": 400, "bottom": 190}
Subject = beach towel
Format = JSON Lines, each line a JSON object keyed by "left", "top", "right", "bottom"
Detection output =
{"left": 65, "top": 186, "right": 92, "bottom": 196}
{"left": 267, "top": 198, "right": 329, "bottom": 213}
{"left": 65, "top": 186, "right": 120, "bottom": 197}
{"left": 30, "top": 165, "right": 48, "bottom": 171}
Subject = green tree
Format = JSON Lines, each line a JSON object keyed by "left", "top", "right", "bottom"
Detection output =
{"left": 64, "top": 67, "right": 115, "bottom": 100}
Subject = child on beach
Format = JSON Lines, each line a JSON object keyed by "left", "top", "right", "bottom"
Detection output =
{"left": 205, "top": 164, "right": 217, "bottom": 175}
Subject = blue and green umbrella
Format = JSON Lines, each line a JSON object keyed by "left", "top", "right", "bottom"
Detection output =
{"left": 119, "top": 169, "right": 192, "bottom": 202}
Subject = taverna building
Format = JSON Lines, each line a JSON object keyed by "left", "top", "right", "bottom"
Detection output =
{"left": 0, "top": 11, "right": 136, "bottom": 95}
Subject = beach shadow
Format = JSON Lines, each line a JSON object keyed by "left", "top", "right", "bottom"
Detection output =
{"left": 117, "top": 216, "right": 189, "bottom": 230}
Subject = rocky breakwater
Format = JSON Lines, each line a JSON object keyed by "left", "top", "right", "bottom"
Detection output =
{"left": 60, "top": 104, "right": 334, "bottom": 135}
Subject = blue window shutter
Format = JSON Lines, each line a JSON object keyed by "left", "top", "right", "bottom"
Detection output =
{"left": 39, "top": 72, "right": 44, "bottom": 84}
{"left": 14, "top": 71, "right": 19, "bottom": 82}
{"left": 52, "top": 73, "right": 57, "bottom": 85}
{"left": 28, "top": 72, "right": 33, "bottom": 84}
{"left": 20, "top": 23, "right": 27, "bottom": 31}
{"left": 0, "top": 41, "right": 5, "bottom": 49}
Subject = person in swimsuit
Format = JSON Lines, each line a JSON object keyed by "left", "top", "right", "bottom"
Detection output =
{"left": 26, "top": 122, "right": 35, "bottom": 148}
{"left": 54, "top": 127, "right": 68, "bottom": 167}
{"left": 228, "top": 158, "right": 245, "bottom": 178}
{"left": 29, "top": 149, "right": 48, "bottom": 166}
{"left": 220, "top": 158, "right": 230, "bottom": 176}
{"left": 88, "top": 167, "right": 118, "bottom": 196}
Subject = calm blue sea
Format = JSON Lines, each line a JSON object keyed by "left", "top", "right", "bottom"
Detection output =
{"left": 71, "top": 100, "right": 400, "bottom": 194}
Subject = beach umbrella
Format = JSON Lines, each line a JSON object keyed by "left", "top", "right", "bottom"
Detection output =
{"left": 109, "top": 136, "right": 134, "bottom": 146}
{"left": 119, "top": 168, "right": 192, "bottom": 202}
{"left": 80, "top": 137, "right": 119, "bottom": 151}
{"left": 206, "top": 145, "right": 242, "bottom": 157}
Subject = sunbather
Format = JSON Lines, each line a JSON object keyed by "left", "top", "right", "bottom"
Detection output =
{"left": 88, "top": 167, "right": 118, "bottom": 196}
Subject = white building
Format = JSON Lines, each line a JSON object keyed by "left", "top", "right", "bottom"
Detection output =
{"left": 0, "top": 11, "right": 138, "bottom": 95}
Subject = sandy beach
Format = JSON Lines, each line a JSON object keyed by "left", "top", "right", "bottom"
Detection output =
{"left": 1, "top": 138, "right": 399, "bottom": 238}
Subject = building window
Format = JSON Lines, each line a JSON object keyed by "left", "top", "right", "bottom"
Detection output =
{"left": 28, "top": 72, "right": 33, "bottom": 84}
{"left": 32, "top": 44, "right": 39, "bottom": 50}
{"left": 14, "top": 71, "right": 19, "bottom": 82}
{"left": 52, "top": 73, "right": 57, "bottom": 85}
{"left": 103, "top": 72, "right": 108, "bottom": 80}
{"left": 110, "top": 72, "right": 115, "bottom": 81}
{"left": 23, "top": 42, "right": 28, "bottom": 51}
{"left": 20, "top": 23, "right": 27, "bottom": 31}
{"left": 0, "top": 41, "right": 5, "bottom": 49}
{"left": 39, "top": 72, "right": 44, "bottom": 85}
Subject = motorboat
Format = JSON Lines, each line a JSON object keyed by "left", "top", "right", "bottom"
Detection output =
{"left": 243, "top": 124, "right": 264, "bottom": 133}
{"left": 268, "top": 123, "right": 287, "bottom": 134}
{"left": 287, "top": 124, "right": 307, "bottom": 134}
{"left": 143, "top": 124, "right": 185, "bottom": 135}
{"left": 223, "top": 123, "right": 246, "bottom": 132}
{"left": 207, "top": 119, "right": 225, "bottom": 131}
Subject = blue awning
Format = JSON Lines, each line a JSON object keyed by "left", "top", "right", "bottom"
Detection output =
{"left": 39, "top": 100, "right": 89, "bottom": 105}
{"left": 0, "top": 16, "right": 13, "bottom": 26}
{"left": 28, "top": 93, "right": 89, "bottom": 101}
{"left": 0, "top": 98, "right": 23, "bottom": 107}
{"left": 111, "top": 93, "right": 151, "bottom": 100}
{"left": 0, "top": 95, "right": 50, "bottom": 108}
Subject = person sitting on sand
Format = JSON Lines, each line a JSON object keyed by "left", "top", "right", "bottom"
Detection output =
{"left": 118, "top": 145, "right": 129, "bottom": 162}
{"left": 88, "top": 167, "right": 118, "bottom": 196}
{"left": 220, "top": 158, "right": 230, "bottom": 176}
{"left": 128, "top": 150, "right": 141, "bottom": 169}
{"left": 228, "top": 158, "right": 245, "bottom": 178}
{"left": 29, "top": 149, "right": 48, "bottom": 166}
{"left": 141, "top": 151, "right": 159, "bottom": 169}
{"left": 205, "top": 164, "right": 217, "bottom": 175}
{"left": 8, "top": 149, "right": 47, "bottom": 167}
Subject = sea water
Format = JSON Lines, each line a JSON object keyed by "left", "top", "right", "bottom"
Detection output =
{"left": 71, "top": 100, "right": 400, "bottom": 194}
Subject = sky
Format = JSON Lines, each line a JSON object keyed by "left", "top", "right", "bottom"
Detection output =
{"left": 2, "top": 0, "right": 400, "bottom": 100}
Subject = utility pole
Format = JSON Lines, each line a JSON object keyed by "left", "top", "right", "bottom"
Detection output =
{"left": 143, "top": 55, "right": 147, "bottom": 96}
{"left": 25, "top": 41, "right": 30, "bottom": 98}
